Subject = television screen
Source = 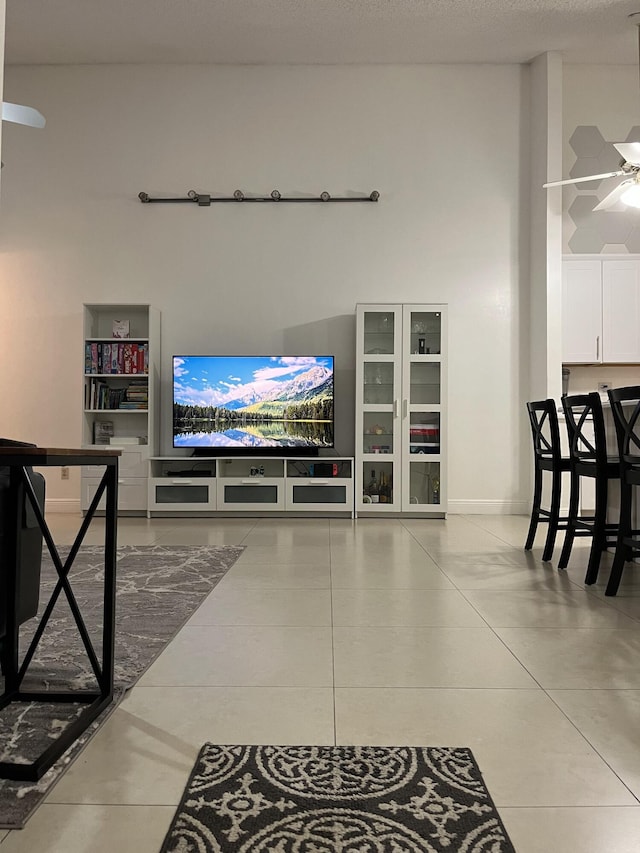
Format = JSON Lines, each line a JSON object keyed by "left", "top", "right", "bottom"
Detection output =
{"left": 173, "top": 355, "right": 335, "bottom": 451}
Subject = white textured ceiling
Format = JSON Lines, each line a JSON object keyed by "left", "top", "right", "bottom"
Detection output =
{"left": 5, "top": 0, "right": 640, "bottom": 66}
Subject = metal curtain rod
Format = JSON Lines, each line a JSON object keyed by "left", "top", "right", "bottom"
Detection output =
{"left": 138, "top": 190, "right": 380, "bottom": 205}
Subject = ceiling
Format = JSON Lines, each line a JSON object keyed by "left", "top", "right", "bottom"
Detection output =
{"left": 5, "top": 0, "right": 640, "bottom": 66}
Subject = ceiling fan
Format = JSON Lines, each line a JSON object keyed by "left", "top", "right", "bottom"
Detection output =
{"left": 543, "top": 143, "right": 640, "bottom": 211}
{"left": 543, "top": 12, "right": 640, "bottom": 211}
{"left": 1, "top": 102, "right": 46, "bottom": 168}
{"left": 1, "top": 101, "right": 46, "bottom": 129}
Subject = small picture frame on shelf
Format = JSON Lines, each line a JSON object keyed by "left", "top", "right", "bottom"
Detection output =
{"left": 112, "top": 319, "right": 130, "bottom": 339}
{"left": 94, "top": 420, "right": 114, "bottom": 445}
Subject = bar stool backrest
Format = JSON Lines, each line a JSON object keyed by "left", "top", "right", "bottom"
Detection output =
{"left": 607, "top": 386, "right": 640, "bottom": 463}
{"left": 526, "top": 399, "right": 562, "bottom": 466}
{"left": 561, "top": 392, "right": 608, "bottom": 471}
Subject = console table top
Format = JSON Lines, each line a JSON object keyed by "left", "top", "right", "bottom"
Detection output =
{"left": 0, "top": 447, "right": 121, "bottom": 464}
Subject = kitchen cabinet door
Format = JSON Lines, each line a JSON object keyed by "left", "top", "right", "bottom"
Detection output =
{"left": 602, "top": 260, "right": 640, "bottom": 363}
{"left": 562, "top": 260, "right": 602, "bottom": 364}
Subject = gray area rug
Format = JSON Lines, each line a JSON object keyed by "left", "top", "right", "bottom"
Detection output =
{"left": 0, "top": 543, "right": 244, "bottom": 829}
{"left": 160, "top": 744, "right": 516, "bottom": 853}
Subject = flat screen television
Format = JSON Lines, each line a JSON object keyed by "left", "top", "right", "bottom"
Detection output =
{"left": 173, "top": 355, "right": 335, "bottom": 454}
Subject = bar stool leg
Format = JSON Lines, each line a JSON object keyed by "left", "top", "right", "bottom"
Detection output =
{"left": 558, "top": 470, "right": 580, "bottom": 569}
{"left": 542, "top": 467, "right": 562, "bottom": 562}
{"left": 525, "top": 466, "right": 543, "bottom": 551}
{"left": 585, "top": 475, "right": 608, "bottom": 585}
{"left": 606, "top": 480, "right": 633, "bottom": 596}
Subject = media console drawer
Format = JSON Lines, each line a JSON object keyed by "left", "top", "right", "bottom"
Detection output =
{"left": 285, "top": 479, "right": 353, "bottom": 512}
{"left": 148, "top": 477, "right": 217, "bottom": 511}
{"left": 217, "top": 478, "right": 284, "bottom": 511}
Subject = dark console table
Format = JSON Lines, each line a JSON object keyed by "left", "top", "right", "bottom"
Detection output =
{"left": 0, "top": 447, "right": 120, "bottom": 781}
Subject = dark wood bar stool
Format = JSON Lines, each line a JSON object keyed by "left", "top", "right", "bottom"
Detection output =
{"left": 558, "top": 392, "right": 620, "bottom": 584}
{"left": 524, "top": 399, "right": 571, "bottom": 562}
{"left": 605, "top": 386, "right": 640, "bottom": 596}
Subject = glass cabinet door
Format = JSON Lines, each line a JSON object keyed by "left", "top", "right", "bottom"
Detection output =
{"left": 358, "top": 308, "right": 402, "bottom": 509}
{"left": 403, "top": 307, "right": 444, "bottom": 509}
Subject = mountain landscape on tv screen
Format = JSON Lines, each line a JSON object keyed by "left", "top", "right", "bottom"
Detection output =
{"left": 173, "top": 357, "right": 334, "bottom": 448}
{"left": 224, "top": 365, "right": 333, "bottom": 415}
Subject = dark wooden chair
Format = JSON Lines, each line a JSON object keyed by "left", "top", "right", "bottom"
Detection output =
{"left": 524, "top": 400, "right": 571, "bottom": 562}
{"left": 605, "top": 386, "right": 640, "bottom": 596}
{"left": 558, "top": 392, "right": 620, "bottom": 584}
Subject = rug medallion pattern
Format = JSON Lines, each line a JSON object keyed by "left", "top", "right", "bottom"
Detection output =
{"left": 161, "top": 744, "right": 516, "bottom": 853}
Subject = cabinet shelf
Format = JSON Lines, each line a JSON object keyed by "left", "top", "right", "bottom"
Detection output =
{"left": 85, "top": 337, "right": 150, "bottom": 343}
{"left": 85, "top": 372, "right": 149, "bottom": 376}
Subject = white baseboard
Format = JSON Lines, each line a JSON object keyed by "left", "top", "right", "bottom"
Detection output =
{"left": 448, "top": 500, "right": 529, "bottom": 515}
{"left": 45, "top": 498, "right": 81, "bottom": 514}
{"left": 45, "top": 498, "right": 529, "bottom": 517}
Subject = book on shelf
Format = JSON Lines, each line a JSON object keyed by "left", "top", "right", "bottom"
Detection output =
{"left": 84, "top": 342, "right": 149, "bottom": 375}
{"left": 123, "top": 343, "right": 132, "bottom": 374}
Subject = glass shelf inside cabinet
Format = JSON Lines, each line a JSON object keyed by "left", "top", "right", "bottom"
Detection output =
{"left": 409, "top": 311, "right": 441, "bottom": 355}
{"left": 363, "top": 311, "right": 394, "bottom": 355}
{"left": 410, "top": 362, "right": 440, "bottom": 405}
{"left": 363, "top": 411, "right": 394, "bottom": 455}
{"left": 363, "top": 362, "right": 394, "bottom": 405}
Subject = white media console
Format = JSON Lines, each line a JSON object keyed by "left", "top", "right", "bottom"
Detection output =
{"left": 147, "top": 456, "right": 354, "bottom": 517}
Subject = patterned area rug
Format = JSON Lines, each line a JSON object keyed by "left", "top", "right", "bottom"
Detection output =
{"left": 0, "top": 544, "right": 244, "bottom": 829}
{"left": 160, "top": 744, "right": 516, "bottom": 853}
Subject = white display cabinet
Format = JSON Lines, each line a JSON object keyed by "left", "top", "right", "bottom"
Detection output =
{"left": 355, "top": 303, "right": 447, "bottom": 517}
{"left": 81, "top": 303, "right": 160, "bottom": 515}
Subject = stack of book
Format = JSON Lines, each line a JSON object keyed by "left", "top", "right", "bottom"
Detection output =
{"left": 119, "top": 380, "right": 148, "bottom": 410}
{"left": 86, "top": 378, "right": 148, "bottom": 411}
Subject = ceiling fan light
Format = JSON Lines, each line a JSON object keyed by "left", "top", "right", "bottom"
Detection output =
{"left": 621, "top": 184, "right": 640, "bottom": 208}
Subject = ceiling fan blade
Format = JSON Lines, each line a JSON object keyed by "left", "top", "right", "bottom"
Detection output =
{"left": 613, "top": 142, "right": 640, "bottom": 165}
{"left": 592, "top": 181, "right": 633, "bottom": 211}
{"left": 543, "top": 170, "right": 625, "bottom": 188}
{"left": 1, "top": 102, "right": 46, "bottom": 128}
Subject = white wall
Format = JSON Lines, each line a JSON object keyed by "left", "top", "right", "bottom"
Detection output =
{"left": 0, "top": 63, "right": 530, "bottom": 511}
{"left": 0, "top": 0, "right": 5, "bottom": 195}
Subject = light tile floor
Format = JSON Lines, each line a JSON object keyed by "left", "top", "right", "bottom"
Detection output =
{"left": 3, "top": 513, "right": 640, "bottom": 851}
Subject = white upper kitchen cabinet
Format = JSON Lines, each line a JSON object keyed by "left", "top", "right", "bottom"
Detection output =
{"left": 602, "top": 261, "right": 640, "bottom": 363}
{"left": 562, "top": 260, "right": 601, "bottom": 363}
{"left": 562, "top": 257, "right": 640, "bottom": 364}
